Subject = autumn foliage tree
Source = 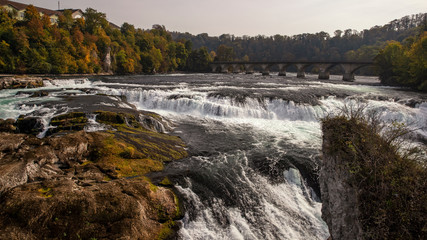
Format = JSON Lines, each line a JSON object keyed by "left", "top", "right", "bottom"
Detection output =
{"left": 375, "top": 31, "right": 427, "bottom": 91}
{"left": 0, "top": 5, "right": 205, "bottom": 74}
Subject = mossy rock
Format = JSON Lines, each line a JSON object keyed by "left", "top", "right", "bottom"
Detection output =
{"left": 159, "top": 177, "right": 173, "bottom": 187}
{"left": 48, "top": 112, "right": 88, "bottom": 135}
{"left": 15, "top": 116, "right": 44, "bottom": 135}
{"left": 94, "top": 111, "right": 142, "bottom": 129}
{"left": 95, "top": 111, "right": 126, "bottom": 125}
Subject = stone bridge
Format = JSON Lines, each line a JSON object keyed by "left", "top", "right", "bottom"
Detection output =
{"left": 210, "top": 61, "right": 374, "bottom": 81}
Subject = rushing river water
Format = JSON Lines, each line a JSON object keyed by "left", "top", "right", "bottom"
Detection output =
{"left": 1, "top": 73, "right": 426, "bottom": 239}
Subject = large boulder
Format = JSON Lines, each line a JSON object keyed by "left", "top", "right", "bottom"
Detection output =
{"left": 320, "top": 115, "right": 427, "bottom": 240}
{"left": 0, "top": 111, "right": 188, "bottom": 239}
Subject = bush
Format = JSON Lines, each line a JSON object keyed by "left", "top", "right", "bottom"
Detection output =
{"left": 322, "top": 106, "right": 427, "bottom": 239}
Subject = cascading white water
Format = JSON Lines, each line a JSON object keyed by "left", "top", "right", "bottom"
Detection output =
{"left": 94, "top": 76, "right": 426, "bottom": 240}
{"left": 1, "top": 74, "right": 426, "bottom": 240}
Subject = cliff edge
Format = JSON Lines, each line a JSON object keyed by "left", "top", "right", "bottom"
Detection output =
{"left": 320, "top": 115, "right": 426, "bottom": 240}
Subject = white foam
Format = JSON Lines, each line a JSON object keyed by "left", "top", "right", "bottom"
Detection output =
{"left": 176, "top": 154, "right": 329, "bottom": 240}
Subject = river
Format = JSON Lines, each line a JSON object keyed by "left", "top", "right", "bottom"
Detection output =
{"left": 1, "top": 73, "right": 426, "bottom": 239}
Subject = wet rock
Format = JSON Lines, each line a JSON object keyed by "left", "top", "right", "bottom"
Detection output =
{"left": 0, "top": 112, "right": 187, "bottom": 239}
{"left": 0, "top": 176, "right": 179, "bottom": 240}
{"left": 29, "top": 90, "right": 49, "bottom": 98}
{"left": 95, "top": 110, "right": 126, "bottom": 124}
{"left": 15, "top": 116, "right": 44, "bottom": 135}
{"left": 47, "top": 112, "right": 88, "bottom": 136}
{"left": 139, "top": 114, "right": 167, "bottom": 133}
{"left": 0, "top": 119, "right": 16, "bottom": 133}
{"left": 0, "top": 77, "right": 43, "bottom": 90}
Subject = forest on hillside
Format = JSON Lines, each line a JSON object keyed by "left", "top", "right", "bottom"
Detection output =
{"left": 172, "top": 13, "right": 426, "bottom": 63}
{"left": 0, "top": 5, "right": 212, "bottom": 74}
{"left": 0, "top": 4, "right": 425, "bottom": 81}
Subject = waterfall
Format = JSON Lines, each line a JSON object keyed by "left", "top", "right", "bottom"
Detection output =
{"left": 1, "top": 74, "right": 426, "bottom": 240}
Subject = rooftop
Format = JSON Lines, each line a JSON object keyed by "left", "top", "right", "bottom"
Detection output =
{"left": 0, "top": 0, "right": 60, "bottom": 16}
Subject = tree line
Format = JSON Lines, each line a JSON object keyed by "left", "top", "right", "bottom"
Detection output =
{"left": 0, "top": 5, "right": 213, "bottom": 74}
{"left": 0, "top": 5, "right": 425, "bottom": 90}
{"left": 375, "top": 31, "right": 426, "bottom": 91}
{"left": 172, "top": 13, "right": 425, "bottom": 63}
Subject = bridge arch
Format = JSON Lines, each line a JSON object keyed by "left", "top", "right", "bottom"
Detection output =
{"left": 339, "top": 63, "right": 373, "bottom": 81}
{"left": 210, "top": 61, "right": 374, "bottom": 81}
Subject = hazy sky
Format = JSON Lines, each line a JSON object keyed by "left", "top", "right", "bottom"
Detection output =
{"left": 12, "top": 0, "right": 427, "bottom": 36}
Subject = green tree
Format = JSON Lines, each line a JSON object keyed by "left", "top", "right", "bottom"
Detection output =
{"left": 406, "top": 32, "right": 427, "bottom": 90}
{"left": 186, "top": 47, "right": 212, "bottom": 72}
{"left": 83, "top": 8, "right": 108, "bottom": 34}
{"left": 375, "top": 32, "right": 427, "bottom": 91}
{"left": 0, "top": 40, "right": 13, "bottom": 72}
{"left": 375, "top": 41, "right": 409, "bottom": 85}
{"left": 215, "top": 44, "right": 234, "bottom": 61}
{"left": 115, "top": 50, "right": 134, "bottom": 74}
{"left": 24, "top": 47, "right": 51, "bottom": 73}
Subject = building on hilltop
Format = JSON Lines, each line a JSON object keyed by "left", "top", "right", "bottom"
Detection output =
{"left": 57, "top": 8, "right": 83, "bottom": 19}
{"left": 0, "top": 0, "right": 84, "bottom": 24}
{"left": 0, "top": 0, "right": 119, "bottom": 29}
{"left": 0, "top": 0, "right": 61, "bottom": 23}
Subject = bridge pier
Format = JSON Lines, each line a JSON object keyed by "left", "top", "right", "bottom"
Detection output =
{"left": 220, "top": 64, "right": 229, "bottom": 73}
{"left": 232, "top": 64, "right": 241, "bottom": 74}
{"left": 340, "top": 64, "right": 366, "bottom": 82}
{"left": 295, "top": 64, "right": 306, "bottom": 78}
{"left": 211, "top": 64, "right": 219, "bottom": 73}
{"left": 278, "top": 64, "right": 288, "bottom": 76}
{"left": 342, "top": 72, "right": 355, "bottom": 81}
{"left": 319, "top": 72, "right": 330, "bottom": 79}
{"left": 244, "top": 64, "right": 254, "bottom": 74}
{"left": 260, "top": 64, "right": 270, "bottom": 76}
{"left": 209, "top": 61, "right": 373, "bottom": 81}
{"left": 317, "top": 64, "right": 333, "bottom": 80}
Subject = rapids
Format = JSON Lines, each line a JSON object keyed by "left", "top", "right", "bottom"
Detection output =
{"left": 1, "top": 73, "right": 426, "bottom": 240}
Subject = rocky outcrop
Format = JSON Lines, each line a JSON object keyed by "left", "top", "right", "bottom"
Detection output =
{"left": 0, "top": 77, "right": 44, "bottom": 89}
{"left": 320, "top": 115, "right": 427, "bottom": 240}
{"left": 320, "top": 131, "right": 363, "bottom": 240}
{"left": 0, "top": 111, "right": 188, "bottom": 239}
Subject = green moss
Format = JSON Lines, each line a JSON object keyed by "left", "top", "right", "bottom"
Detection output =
{"left": 80, "top": 161, "right": 93, "bottom": 166}
{"left": 157, "top": 220, "right": 176, "bottom": 240}
{"left": 49, "top": 112, "right": 88, "bottom": 134}
{"left": 89, "top": 111, "right": 187, "bottom": 179}
{"left": 173, "top": 192, "right": 184, "bottom": 219}
{"left": 159, "top": 177, "right": 172, "bottom": 187}
{"left": 95, "top": 111, "right": 126, "bottom": 125}
{"left": 38, "top": 187, "right": 53, "bottom": 198}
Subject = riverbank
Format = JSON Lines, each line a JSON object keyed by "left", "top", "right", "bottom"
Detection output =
{"left": 0, "top": 73, "right": 117, "bottom": 89}
{"left": 0, "top": 92, "right": 188, "bottom": 239}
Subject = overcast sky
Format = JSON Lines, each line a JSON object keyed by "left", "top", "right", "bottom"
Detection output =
{"left": 12, "top": 0, "right": 427, "bottom": 36}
